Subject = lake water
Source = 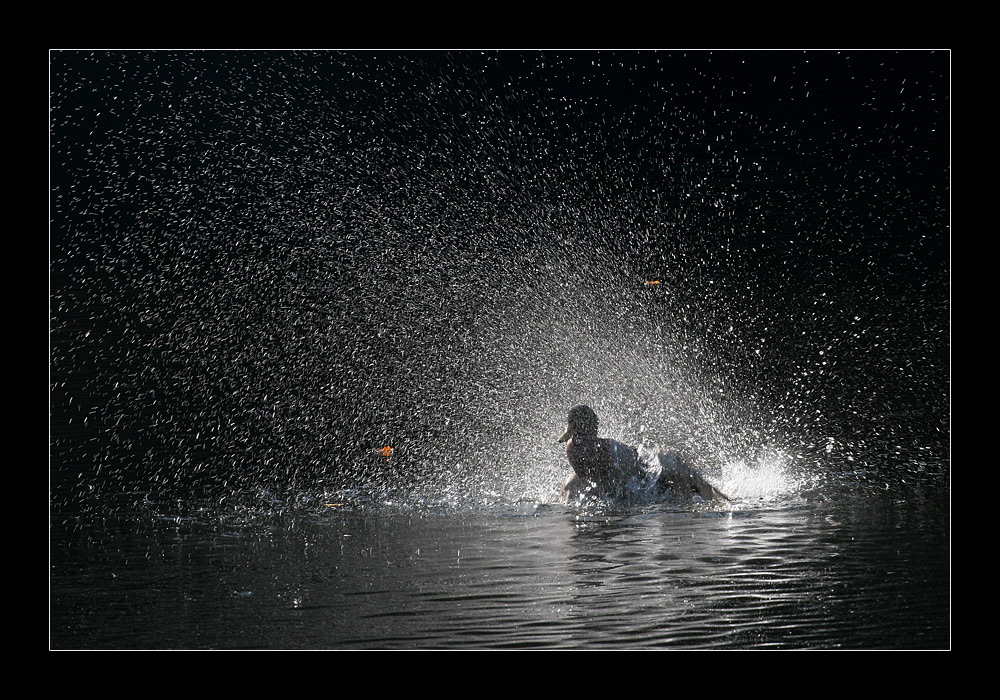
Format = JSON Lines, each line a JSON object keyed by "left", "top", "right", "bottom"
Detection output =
{"left": 49, "top": 468, "right": 949, "bottom": 650}
{"left": 49, "top": 50, "right": 950, "bottom": 651}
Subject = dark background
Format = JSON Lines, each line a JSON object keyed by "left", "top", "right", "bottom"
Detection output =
{"left": 50, "top": 50, "right": 950, "bottom": 507}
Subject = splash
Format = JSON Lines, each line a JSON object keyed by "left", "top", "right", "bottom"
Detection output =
{"left": 311, "top": 238, "right": 805, "bottom": 510}
{"left": 50, "top": 51, "right": 949, "bottom": 515}
{"left": 718, "top": 453, "right": 803, "bottom": 503}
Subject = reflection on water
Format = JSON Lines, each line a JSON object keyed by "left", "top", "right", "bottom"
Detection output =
{"left": 50, "top": 484, "right": 949, "bottom": 650}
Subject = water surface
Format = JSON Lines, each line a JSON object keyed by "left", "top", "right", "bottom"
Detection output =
{"left": 50, "top": 477, "right": 949, "bottom": 650}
